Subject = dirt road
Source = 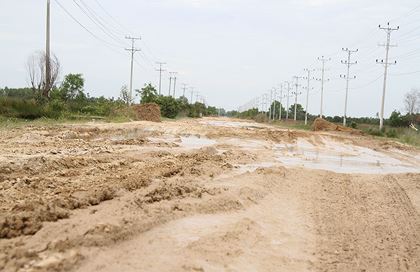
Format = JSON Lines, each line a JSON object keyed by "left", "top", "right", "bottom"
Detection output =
{"left": 0, "top": 118, "right": 419, "bottom": 271}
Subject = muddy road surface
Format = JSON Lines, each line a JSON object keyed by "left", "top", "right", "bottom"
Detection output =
{"left": 0, "top": 118, "right": 419, "bottom": 272}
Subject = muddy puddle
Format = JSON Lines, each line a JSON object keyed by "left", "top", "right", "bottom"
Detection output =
{"left": 275, "top": 139, "right": 419, "bottom": 174}
{"left": 179, "top": 135, "right": 216, "bottom": 149}
{"left": 201, "top": 120, "right": 267, "bottom": 129}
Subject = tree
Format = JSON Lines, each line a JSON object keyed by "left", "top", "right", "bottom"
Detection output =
{"left": 288, "top": 104, "right": 305, "bottom": 120}
{"left": 26, "top": 51, "right": 60, "bottom": 97}
{"left": 156, "top": 95, "right": 180, "bottom": 118}
{"left": 59, "top": 74, "right": 85, "bottom": 101}
{"left": 206, "top": 106, "right": 218, "bottom": 116}
{"left": 119, "top": 85, "right": 133, "bottom": 105}
{"left": 177, "top": 96, "right": 190, "bottom": 116}
{"left": 138, "top": 83, "right": 158, "bottom": 104}
{"left": 389, "top": 110, "right": 409, "bottom": 127}
{"left": 404, "top": 89, "right": 420, "bottom": 115}
{"left": 269, "top": 100, "right": 286, "bottom": 119}
{"left": 189, "top": 102, "right": 206, "bottom": 118}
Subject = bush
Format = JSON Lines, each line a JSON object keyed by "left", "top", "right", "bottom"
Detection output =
{"left": 0, "top": 97, "right": 44, "bottom": 119}
{"left": 156, "top": 96, "right": 180, "bottom": 119}
{"left": 44, "top": 99, "right": 65, "bottom": 119}
{"left": 368, "top": 128, "right": 384, "bottom": 137}
{"left": 389, "top": 111, "right": 410, "bottom": 127}
{"left": 385, "top": 128, "right": 398, "bottom": 138}
{"left": 350, "top": 122, "right": 358, "bottom": 129}
{"left": 254, "top": 113, "right": 268, "bottom": 123}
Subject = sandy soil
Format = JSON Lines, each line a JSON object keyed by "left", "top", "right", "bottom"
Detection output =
{"left": 0, "top": 117, "right": 419, "bottom": 272}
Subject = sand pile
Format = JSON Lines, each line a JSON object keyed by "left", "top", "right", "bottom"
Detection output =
{"left": 133, "top": 103, "right": 161, "bottom": 122}
{"left": 312, "top": 118, "right": 360, "bottom": 134}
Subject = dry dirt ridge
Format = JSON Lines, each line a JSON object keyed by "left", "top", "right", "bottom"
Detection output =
{"left": 0, "top": 117, "right": 419, "bottom": 272}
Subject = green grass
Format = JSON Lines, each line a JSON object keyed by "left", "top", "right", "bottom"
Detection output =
{"left": 269, "top": 120, "right": 312, "bottom": 131}
{"left": 253, "top": 117, "right": 420, "bottom": 147}
{"left": 0, "top": 115, "right": 100, "bottom": 129}
{"left": 358, "top": 123, "right": 420, "bottom": 147}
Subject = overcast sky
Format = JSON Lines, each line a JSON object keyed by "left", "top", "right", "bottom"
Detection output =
{"left": 1, "top": 0, "right": 419, "bottom": 117}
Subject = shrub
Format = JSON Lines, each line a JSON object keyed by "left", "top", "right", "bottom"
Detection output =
{"left": 156, "top": 96, "right": 180, "bottom": 119}
{"left": 368, "top": 128, "right": 384, "bottom": 137}
{"left": 350, "top": 122, "right": 358, "bottom": 129}
{"left": 254, "top": 113, "right": 268, "bottom": 123}
{"left": 389, "top": 111, "right": 410, "bottom": 127}
{"left": 385, "top": 128, "right": 398, "bottom": 138}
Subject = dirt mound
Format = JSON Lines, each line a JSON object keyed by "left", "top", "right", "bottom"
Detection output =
{"left": 312, "top": 118, "right": 361, "bottom": 134}
{"left": 132, "top": 103, "right": 161, "bottom": 122}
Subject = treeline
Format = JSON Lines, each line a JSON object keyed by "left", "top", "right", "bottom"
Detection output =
{"left": 226, "top": 102, "right": 314, "bottom": 122}
{"left": 1, "top": 74, "right": 128, "bottom": 120}
{"left": 0, "top": 74, "right": 220, "bottom": 120}
{"left": 136, "top": 84, "right": 218, "bottom": 118}
{"left": 228, "top": 100, "right": 419, "bottom": 128}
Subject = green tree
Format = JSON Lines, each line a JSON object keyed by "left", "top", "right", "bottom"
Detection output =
{"left": 269, "top": 101, "right": 286, "bottom": 119}
{"left": 59, "top": 74, "right": 85, "bottom": 101}
{"left": 206, "top": 106, "right": 218, "bottom": 116}
{"left": 389, "top": 110, "right": 409, "bottom": 127}
{"left": 189, "top": 102, "right": 206, "bottom": 118}
{"left": 288, "top": 104, "right": 305, "bottom": 120}
{"left": 176, "top": 96, "right": 190, "bottom": 117}
{"left": 138, "top": 83, "right": 158, "bottom": 104}
{"left": 156, "top": 95, "right": 180, "bottom": 118}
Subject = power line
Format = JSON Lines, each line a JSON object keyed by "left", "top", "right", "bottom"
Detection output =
{"left": 93, "top": 0, "right": 132, "bottom": 34}
{"left": 71, "top": 0, "right": 126, "bottom": 47}
{"left": 78, "top": 0, "right": 125, "bottom": 39}
{"left": 54, "top": 0, "right": 123, "bottom": 51}
{"left": 390, "top": 70, "right": 420, "bottom": 76}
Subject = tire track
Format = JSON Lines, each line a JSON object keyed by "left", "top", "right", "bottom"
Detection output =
{"left": 312, "top": 172, "right": 420, "bottom": 271}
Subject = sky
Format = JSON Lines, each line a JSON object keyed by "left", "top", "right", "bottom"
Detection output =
{"left": 1, "top": 0, "right": 420, "bottom": 117}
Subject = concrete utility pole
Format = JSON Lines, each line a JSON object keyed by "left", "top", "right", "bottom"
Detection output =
{"left": 341, "top": 48, "right": 358, "bottom": 127}
{"left": 190, "top": 87, "right": 194, "bottom": 103}
{"left": 181, "top": 83, "right": 188, "bottom": 97}
{"left": 45, "top": 0, "right": 51, "bottom": 96}
{"left": 293, "top": 76, "right": 303, "bottom": 121}
{"left": 317, "top": 56, "right": 331, "bottom": 118}
{"left": 303, "top": 69, "right": 315, "bottom": 125}
{"left": 168, "top": 72, "right": 174, "bottom": 96}
{"left": 285, "top": 81, "right": 291, "bottom": 120}
{"left": 279, "top": 84, "right": 283, "bottom": 121}
{"left": 156, "top": 62, "right": 166, "bottom": 95}
{"left": 268, "top": 89, "right": 273, "bottom": 120}
{"left": 272, "top": 88, "right": 277, "bottom": 120}
{"left": 172, "top": 72, "right": 178, "bottom": 97}
{"left": 262, "top": 93, "right": 268, "bottom": 115}
{"left": 125, "top": 36, "right": 141, "bottom": 106}
{"left": 377, "top": 22, "right": 399, "bottom": 131}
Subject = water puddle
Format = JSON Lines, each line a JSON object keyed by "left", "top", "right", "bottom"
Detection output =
{"left": 275, "top": 139, "right": 419, "bottom": 174}
{"left": 179, "top": 135, "right": 216, "bottom": 149}
{"left": 221, "top": 138, "right": 269, "bottom": 150}
{"left": 201, "top": 120, "right": 266, "bottom": 129}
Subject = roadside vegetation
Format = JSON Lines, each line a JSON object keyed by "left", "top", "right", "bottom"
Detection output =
{"left": 0, "top": 75, "right": 220, "bottom": 125}
{"left": 227, "top": 90, "right": 420, "bottom": 147}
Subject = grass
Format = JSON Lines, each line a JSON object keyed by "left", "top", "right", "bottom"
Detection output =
{"left": 0, "top": 115, "right": 101, "bottom": 129}
{"left": 352, "top": 123, "right": 420, "bottom": 147}
{"left": 267, "top": 120, "right": 312, "bottom": 131}
{"left": 252, "top": 117, "right": 420, "bottom": 148}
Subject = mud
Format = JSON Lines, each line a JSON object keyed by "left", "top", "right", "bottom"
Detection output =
{"left": 0, "top": 117, "right": 419, "bottom": 272}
